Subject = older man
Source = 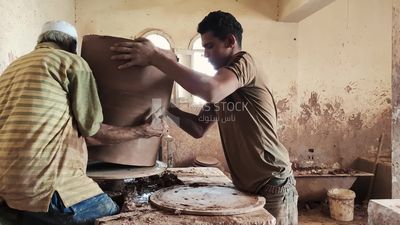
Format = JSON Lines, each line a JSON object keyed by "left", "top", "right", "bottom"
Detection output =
{"left": 0, "top": 20, "right": 166, "bottom": 225}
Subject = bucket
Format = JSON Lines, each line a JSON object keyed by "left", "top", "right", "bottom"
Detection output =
{"left": 327, "top": 188, "right": 356, "bottom": 221}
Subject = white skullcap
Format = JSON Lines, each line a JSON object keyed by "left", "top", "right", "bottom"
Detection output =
{"left": 40, "top": 20, "right": 78, "bottom": 40}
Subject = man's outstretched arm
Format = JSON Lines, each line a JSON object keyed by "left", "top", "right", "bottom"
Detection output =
{"left": 86, "top": 119, "right": 167, "bottom": 146}
{"left": 167, "top": 103, "right": 216, "bottom": 139}
{"left": 110, "top": 38, "right": 240, "bottom": 103}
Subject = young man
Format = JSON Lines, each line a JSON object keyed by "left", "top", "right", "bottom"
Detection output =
{"left": 0, "top": 20, "right": 166, "bottom": 225}
{"left": 111, "top": 11, "right": 298, "bottom": 224}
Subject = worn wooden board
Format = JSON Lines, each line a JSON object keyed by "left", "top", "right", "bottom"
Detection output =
{"left": 149, "top": 185, "right": 265, "bottom": 216}
{"left": 95, "top": 167, "right": 275, "bottom": 225}
{"left": 295, "top": 171, "right": 374, "bottom": 178}
{"left": 87, "top": 161, "right": 166, "bottom": 180}
{"left": 167, "top": 167, "right": 232, "bottom": 185}
{"left": 95, "top": 206, "right": 276, "bottom": 225}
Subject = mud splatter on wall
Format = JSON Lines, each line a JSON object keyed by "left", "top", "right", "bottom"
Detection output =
{"left": 291, "top": 0, "right": 392, "bottom": 169}
{"left": 277, "top": 86, "right": 391, "bottom": 169}
{"left": 170, "top": 81, "right": 392, "bottom": 172}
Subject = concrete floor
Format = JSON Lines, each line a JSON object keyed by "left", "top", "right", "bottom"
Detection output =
{"left": 299, "top": 204, "right": 367, "bottom": 225}
{"left": 0, "top": 209, "right": 369, "bottom": 225}
{"left": 0, "top": 202, "right": 369, "bottom": 225}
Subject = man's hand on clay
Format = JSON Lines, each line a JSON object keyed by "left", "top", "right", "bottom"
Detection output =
{"left": 139, "top": 117, "right": 169, "bottom": 138}
{"left": 110, "top": 37, "right": 156, "bottom": 69}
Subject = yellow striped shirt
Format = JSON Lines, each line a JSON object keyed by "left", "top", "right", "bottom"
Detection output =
{"left": 0, "top": 42, "right": 104, "bottom": 212}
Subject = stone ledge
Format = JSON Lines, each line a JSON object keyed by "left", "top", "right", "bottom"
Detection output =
{"left": 368, "top": 199, "right": 400, "bottom": 225}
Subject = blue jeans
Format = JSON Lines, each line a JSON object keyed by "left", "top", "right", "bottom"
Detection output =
{"left": 20, "top": 192, "right": 119, "bottom": 225}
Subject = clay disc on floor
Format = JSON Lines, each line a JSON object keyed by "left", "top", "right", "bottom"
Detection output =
{"left": 194, "top": 155, "right": 220, "bottom": 166}
{"left": 87, "top": 161, "right": 167, "bottom": 180}
{"left": 149, "top": 185, "right": 265, "bottom": 215}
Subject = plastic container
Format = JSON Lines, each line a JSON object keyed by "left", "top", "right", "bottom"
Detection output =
{"left": 327, "top": 188, "right": 356, "bottom": 221}
{"left": 164, "top": 135, "right": 176, "bottom": 167}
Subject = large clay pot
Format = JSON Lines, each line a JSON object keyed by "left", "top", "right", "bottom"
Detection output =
{"left": 81, "top": 35, "right": 174, "bottom": 166}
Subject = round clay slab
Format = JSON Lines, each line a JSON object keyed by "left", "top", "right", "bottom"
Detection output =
{"left": 149, "top": 185, "right": 266, "bottom": 215}
{"left": 87, "top": 161, "right": 167, "bottom": 180}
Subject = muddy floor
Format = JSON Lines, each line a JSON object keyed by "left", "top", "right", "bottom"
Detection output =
{"left": 299, "top": 201, "right": 368, "bottom": 225}
{"left": 96, "top": 172, "right": 184, "bottom": 212}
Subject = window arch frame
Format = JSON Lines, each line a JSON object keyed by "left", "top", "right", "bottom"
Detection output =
{"left": 188, "top": 34, "right": 201, "bottom": 50}
{"left": 135, "top": 28, "right": 175, "bottom": 50}
{"left": 188, "top": 34, "right": 216, "bottom": 105}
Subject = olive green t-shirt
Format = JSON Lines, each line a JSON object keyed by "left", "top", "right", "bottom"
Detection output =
{"left": 216, "top": 51, "right": 292, "bottom": 193}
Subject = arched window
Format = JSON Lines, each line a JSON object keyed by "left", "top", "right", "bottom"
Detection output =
{"left": 135, "top": 29, "right": 179, "bottom": 103}
{"left": 136, "top": 29, "right": 174, "bottom": 50}
{"left": 144, "top": 34, "right": 171, "bottom": 50}
{"left": 189, "top": 35, "right": 216, "bottom": 105}
{"left": 191, "top": 37, "right": 216, "bottom": 76}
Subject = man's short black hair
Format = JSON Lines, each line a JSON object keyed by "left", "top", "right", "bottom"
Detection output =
{"left": 197, "top": 10, "right": 243, "bottom": 48}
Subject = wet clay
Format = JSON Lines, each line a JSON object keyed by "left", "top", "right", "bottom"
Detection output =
{"left": 149, "top": 185, "right": 266, "bottom": 215}
{"left": 81, "top": 35, "right": 175, "bottom": 166}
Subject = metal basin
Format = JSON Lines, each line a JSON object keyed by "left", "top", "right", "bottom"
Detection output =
{"left": 294, "top": 171, "right": 373, "bottom": 202}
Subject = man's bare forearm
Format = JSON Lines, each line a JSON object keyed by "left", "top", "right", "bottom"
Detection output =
{"left": 168, "top": 108, "right": 204, "bottom": 138}
{"left": 168, "top": 103, "right": 216, "bottom": 138}
{"left": 152, "top": 50, "right": 216, "bottom": 101}
{"left": 86, "top": 123, "right": 162, "bottom": 146}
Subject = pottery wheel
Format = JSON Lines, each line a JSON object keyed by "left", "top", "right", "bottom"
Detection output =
{"left": 86, "top": 161, "right": 167, "bottom": 180}
{"left": 149, "top": 185, "right": 266, "bottom": 215}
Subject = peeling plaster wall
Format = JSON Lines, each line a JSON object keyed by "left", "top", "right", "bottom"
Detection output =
{"left": 392, "top": 0, "right": 400, "bottom": 198}
{"left": 0, "top": 0, "right": 75, "bottom": 73}
{"left": 286, "top": 0, "right": 392, "bottom": 168}
{"left": 76, "top": 0, "right": 298, "bottom": 170}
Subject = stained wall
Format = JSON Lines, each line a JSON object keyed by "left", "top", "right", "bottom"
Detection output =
{"left": 283, "top": 0, "right": 392, "bottom": 168}
{"left": 0, "top": 0, "right": 75, "bottom": 73}
{"left": 1, "top": 0, "right": 392, "bottom": 173}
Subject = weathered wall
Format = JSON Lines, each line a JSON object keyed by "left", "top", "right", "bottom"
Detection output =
{"left": 76, "top": 0, "right": 298, "bottom": 170}
{"left": 0, "top": 0, "right": 76, "bottom": 73}
{"left": 282, "top": 0, "right": 392, "bottom": 168}
{"left": 392, "top": 0, "right": 400, "bottom": 198}
{"left": 1, "top": 0, "right": 392, "bottom": 174}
